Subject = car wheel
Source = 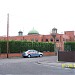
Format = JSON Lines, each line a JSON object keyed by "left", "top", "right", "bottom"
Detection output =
{"left": 28, "top": 54, "right": 31, "bottom": 58}
{"left": 39, "top": 54, "right": 43, "bottom": 57}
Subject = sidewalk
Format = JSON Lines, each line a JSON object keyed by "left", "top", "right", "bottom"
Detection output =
{"left": 38, "top": 56, "right": 75, "bottom": 68}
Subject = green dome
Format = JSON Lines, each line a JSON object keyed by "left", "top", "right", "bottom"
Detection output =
{"left": 28, "top": 28, "right": 39, "bottom": 35}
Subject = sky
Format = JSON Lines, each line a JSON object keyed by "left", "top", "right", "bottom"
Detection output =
{"left": 0, "top": 0, "right": 75, "bottom": 36}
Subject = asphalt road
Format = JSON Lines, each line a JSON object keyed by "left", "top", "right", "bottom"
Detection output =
{"left": 0, "top": 56, "right": 75, "bottom": 75}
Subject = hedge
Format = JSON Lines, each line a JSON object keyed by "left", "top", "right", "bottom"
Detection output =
{"left": 64, "top": 42, "right": 75, "bottom": 51}
{"left": 0, "top": 41, "right": 54, "bottom": 53}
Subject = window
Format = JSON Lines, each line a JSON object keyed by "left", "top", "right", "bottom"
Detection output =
{"left": 50, "top": 38, "right": 53, "bottom": 42}
{"left": 35, "top": 39, "right": 38, "bottom": 42}
{"left": 46, "top": 39, "right": 48, "bottom": 42}
{"left": 56, "top": 38, "right": 59, "bottom": 42}
{"left": 63, "top": 38, "right": 65, "bottom": 41}
{"left": 41, "top": 39, "right": 43, "bottom": 42}
{"left": 31, "top": 39, "right": 34, "bottom": 42}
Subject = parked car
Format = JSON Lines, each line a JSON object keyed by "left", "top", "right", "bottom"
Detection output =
{"left": 22, "top": 50, "right": 43, "bottom": 58}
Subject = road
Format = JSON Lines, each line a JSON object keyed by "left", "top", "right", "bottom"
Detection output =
{"left": 0, "top": 56, "right": 75, "bottom": 75}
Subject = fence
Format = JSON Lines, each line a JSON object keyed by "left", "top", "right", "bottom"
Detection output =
{"left": 58, "top": 51, "right": 75, "bottom": 62}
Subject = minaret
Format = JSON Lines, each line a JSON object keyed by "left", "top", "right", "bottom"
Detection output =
{"left": 18, "top": 30, "right": 23, "bottom": 36}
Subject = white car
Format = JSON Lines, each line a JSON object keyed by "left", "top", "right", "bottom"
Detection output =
{"left": 22, "top": 50, "right": 43, "bottom": 58}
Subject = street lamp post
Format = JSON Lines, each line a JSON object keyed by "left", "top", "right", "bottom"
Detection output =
{"left": 51, "top": 27, "right": 57, "bottom": 55}
{"left": 7, "top": 13, "right": 9, "bottom": 58}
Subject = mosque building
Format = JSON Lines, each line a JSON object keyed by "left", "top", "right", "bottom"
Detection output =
{"left": 0, "top": 27, "right": 75, "bottom": 51}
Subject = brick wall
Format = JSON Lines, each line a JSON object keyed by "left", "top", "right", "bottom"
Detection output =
{"left": 0, "top": 52, "right": 55, "bottom": 58}
{"left": 0, "top": 53, "right": 22, "bottom": 58}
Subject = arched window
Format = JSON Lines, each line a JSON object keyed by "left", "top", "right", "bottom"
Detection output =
{"left": 31, "top": 39, "right": 34, "bottom": 42}
{"left": 46, "top": 39, "right": 48, "bottom": 42}
{"left": 35, "top": 39, "right": 38, "bottom": 42}
{"left": 56, "top": 38, "right": 59, "bottom": 42}
{"left": 50, "top": 38, "right": 53, "bottom": 42}
{"left": 41, "top": 39, "right": 43, "bottom": 42}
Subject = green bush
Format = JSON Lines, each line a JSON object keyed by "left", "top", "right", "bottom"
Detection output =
{"left": 0, "top": 41, "right": 7, "bottom": 53}
{"left": 0, "top": 41, "right": 54, "bottom": 53}
{"left": 64, "top": 42, "right": 75, "bottom": 51}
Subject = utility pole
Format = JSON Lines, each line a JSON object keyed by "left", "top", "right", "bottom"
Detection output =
{"left": 7, "top": 13, "right": 9, "bottom": 58}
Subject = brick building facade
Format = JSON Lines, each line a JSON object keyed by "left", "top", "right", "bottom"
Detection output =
{"left": 0, "top": 28, "right": 75, "bottom": 51}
